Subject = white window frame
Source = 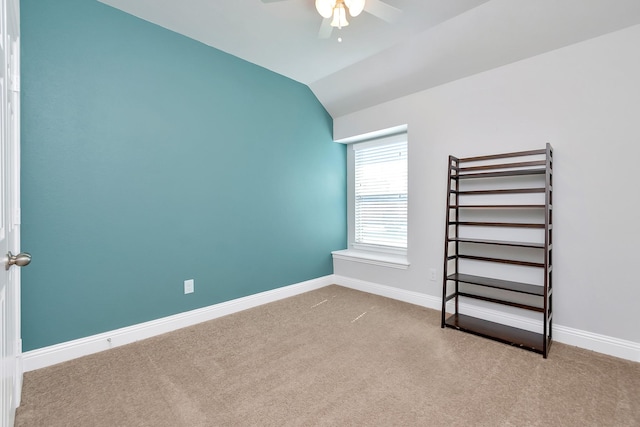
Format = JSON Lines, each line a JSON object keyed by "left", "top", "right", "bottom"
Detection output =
{"left": 332, "top": 130, "right": 409, "bottom": 269}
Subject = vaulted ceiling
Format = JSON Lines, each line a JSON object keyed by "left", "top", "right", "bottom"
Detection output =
{"left": 98, "top": 0, "right": 640, "bottom": 118}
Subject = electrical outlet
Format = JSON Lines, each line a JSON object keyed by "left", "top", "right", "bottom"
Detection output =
{"left": 429, "top": 268, "right": 437, "bottom": 281}
{"left": 184, "top": 279, "right": 194, "bottom": 294}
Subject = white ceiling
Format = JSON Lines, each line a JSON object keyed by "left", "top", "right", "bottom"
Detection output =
{"left": 98, "top": 0, "right": 640, "bottom": 118}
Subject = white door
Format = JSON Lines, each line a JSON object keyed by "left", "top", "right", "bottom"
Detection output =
{"left": 1, "top": 0, "right": 23, "bottom": 425}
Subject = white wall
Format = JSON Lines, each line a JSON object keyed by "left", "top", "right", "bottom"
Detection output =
{"left": 333, "top": 24, "right": 640, "bottom": 344}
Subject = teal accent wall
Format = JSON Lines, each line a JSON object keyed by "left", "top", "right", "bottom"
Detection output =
{"left": 20, "top": 0, "right": 346, "bottom": 351}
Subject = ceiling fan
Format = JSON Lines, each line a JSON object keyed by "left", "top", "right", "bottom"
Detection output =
{"left": 261, "top": 0, "right": 402, "bottom": 39}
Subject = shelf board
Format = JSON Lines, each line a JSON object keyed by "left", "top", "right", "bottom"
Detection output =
{"left": 459, "top": 160, "right": 547, "bottom": 172}
{"left": 450, "top": 204, "right": 546, "bottom": 209}
{"left": 458, "top": 292, "right": 544, "bottom": 312}
{"left": 450, "top": 221, "right": 545, "bottom": 229}
{"left": 457, "top": 254, "right": 544, "bottom": 268}
{"left": 451, "top": 188, "right": 545, "bottom": 195}
{"left": 454, "top": 169, "right": 546, "bottom": 179}
{"left": 447, "top": 273, "right": 543, "bottom": 296}
{"left": 449, "top": 237, "right": 544, "bottom": 248}
{"left": 444, "top": 313, "right": 544, "bottom": 354}
{"left": 459, "top": 148, "right": 546, "bottom": 163}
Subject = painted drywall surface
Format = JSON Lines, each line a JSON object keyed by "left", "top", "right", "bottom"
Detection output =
{"left": 20, "top": 0, "right": 346, "bottom": 351}
{"left": 333, "top": 24, "right": 640, "bottom": 343}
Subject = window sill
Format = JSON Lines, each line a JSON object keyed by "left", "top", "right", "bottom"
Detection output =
{"left": 331, "top": 249, "right": 410, "bottom": 270}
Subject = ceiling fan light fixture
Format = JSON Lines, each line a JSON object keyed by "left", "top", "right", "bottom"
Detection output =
{"left": 315, "top": 0, "right": 336, "bottom": 19}
{"left": 330, "top": 3, "right": 349, "bottom": 28}
{"left": 344, "top": 0, "right": 365, "bottom": 17}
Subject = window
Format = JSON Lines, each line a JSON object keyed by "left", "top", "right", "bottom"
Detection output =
{"left": 332, "top": 130, "right": 408, "bottom": 269}
{"left": 353, "top": 134, "right": 407, "bottom": 253}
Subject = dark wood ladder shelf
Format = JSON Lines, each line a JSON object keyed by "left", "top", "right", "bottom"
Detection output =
{"left": 441, "top": 144, "right": 553, "bottom": 358}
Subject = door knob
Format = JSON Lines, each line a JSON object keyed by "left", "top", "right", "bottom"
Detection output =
{"left": 5, "top": 251, "right": 31, "bottom": 270}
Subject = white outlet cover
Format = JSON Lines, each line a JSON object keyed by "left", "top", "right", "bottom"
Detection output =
{"left": 184, "top": 279, "right": 194, "bottom": 294}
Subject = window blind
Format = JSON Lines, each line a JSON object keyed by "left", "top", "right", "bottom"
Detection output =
{"left": 354, "top": 138, "right": 407, "bottom": 249}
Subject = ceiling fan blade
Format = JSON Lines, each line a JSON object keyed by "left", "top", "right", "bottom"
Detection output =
{"left": 318, "top": 18, "right": 333, "bottom": 39}
{"left": 364, "top": 0, "right": 402, "bottom": 23}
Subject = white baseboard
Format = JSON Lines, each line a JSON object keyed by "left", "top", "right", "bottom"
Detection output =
{"left": 22, "top": 275, "right": 334, "bottom": 372}
{"left": 333, "top": 275, "right": 441, "bottom": 309}
{"left": 333, "top": 275, "right": 640, "bottom": 363}
{"left": 22, "top": 274, "right": 639, "bottom": 372}
{"left": 553, "top": 324, "right": 640, "bottom": 363}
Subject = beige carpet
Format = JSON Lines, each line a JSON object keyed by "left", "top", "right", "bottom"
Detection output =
{"left": 16, "top": 285, "right": 640, "bottom": 426}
